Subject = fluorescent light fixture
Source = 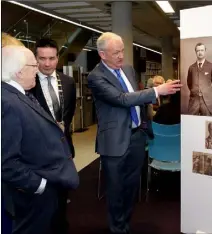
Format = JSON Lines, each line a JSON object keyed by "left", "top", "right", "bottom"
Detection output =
{"left": 9, "top": 1, "right": 103, "bottom": 34}
{"left": 68, "top": 13, "right": 110, "bottom": 18}
{"left": 18, "top": 38, "right": 36, "bottom": 43}
{"left": 10, "top": 1, "right": 175, "bottom": 59}
{"left": 155, "top": 1, "right": 175, "bottom": 13}
{"left": 83, "top": 48, "right": 92, "bottom": 51}
{"left": 39, "top": 2, "right": 90, "bottom": 9}
{"left": 79, "top": 18, "right": 111, "bottom": 22}
{"left": 56, "top": 8, "right": 101, "bottom": 14}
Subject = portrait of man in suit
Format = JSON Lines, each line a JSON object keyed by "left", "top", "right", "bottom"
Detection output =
{"left": 30, "top": 38, "right": 76, "bottom": 234}
{"left": 187, "top": 42, "right": 212, "bottom": 116}
{"left": 2, "top": 45, "right": 79, "bottom": 234}
{"left": 87, "top": 32, "right": 181, "bottom": 234}
{"left": 205, "top": 121, "right": 212, "bottom": 149}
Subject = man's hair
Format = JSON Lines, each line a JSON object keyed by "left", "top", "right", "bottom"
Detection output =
{"left": 97, "top": 32, "right": 122, "bottom": 52}
{"left": 2, "top": 46, "right": 27, "bottom": 82}
{"left": 35, "top": 38, "right": 59, "bottom": 56}
{"left": 153, "top": 75, "right": 165, "bottom": 85}
{"left": 195, "top": 42, "right": 206, "bottom": 51}
{"left": 2, "top": 32, "right": 25, "bottom": 48}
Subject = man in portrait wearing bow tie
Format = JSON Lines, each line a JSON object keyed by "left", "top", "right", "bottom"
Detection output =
{"left": 187, "top": 42, "right": 212, "bottom": 116}
{"left": 88, "top": 32, "right": 182, "bottom": 234}
{"left": 31, "top": 38, "right": 76, "bottom": 234}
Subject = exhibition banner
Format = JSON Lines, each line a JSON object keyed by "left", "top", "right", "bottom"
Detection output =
{"left": 180, "top": 5, "right": 212, "bottom": 234}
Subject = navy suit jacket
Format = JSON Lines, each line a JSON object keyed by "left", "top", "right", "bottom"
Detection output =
{"left": 87, "top": 62, "right": 156, "bottom": 156}
{"left": 2, "top": 82, "right": 79, "bottom": 194}
{"left": 31, "top": 72, "right": 76, "bottom": 157}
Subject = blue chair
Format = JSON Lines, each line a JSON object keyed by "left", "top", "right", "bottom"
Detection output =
{"left": 146, "top": 122, "right": 180, "bottom": 201}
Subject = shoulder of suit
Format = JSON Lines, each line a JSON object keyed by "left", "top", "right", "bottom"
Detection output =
{"left": 57, "top": 71, "right": 75, "bottom": 83}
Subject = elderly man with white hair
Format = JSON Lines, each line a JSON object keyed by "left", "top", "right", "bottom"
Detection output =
{"left": 1, "top": 45, "right": 79, "bottom": 234}
{"left": 87, "top": 32, "right": 182, "bottom": 234}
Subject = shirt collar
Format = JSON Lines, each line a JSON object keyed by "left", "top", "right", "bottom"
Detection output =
{"left": 102, "top": 60, "right": 119, "bottom": 75}
{"left": 37, "top": 70, "right": 57, "bottom": 81}
{"left": 6, "top": 80, "right": 25, "bottom": 94}
{"left": 197, "top": 59, "right": 205, "bottom": 66}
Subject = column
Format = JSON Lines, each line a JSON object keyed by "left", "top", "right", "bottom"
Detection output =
{"left": 111, "top": 1, "right": 133, "bottom": 65}
{"left": 161, "top": 36, "right": 173, "bottom": 80}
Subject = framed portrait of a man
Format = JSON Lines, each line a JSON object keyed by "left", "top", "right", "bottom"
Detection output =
{"left": 205, "top": 121, "right": 212, "bottom": 149}
{"left": 181, "top": 37, "right": 212, "bottom": 116}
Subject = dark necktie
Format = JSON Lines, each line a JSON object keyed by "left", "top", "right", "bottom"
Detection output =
{"left": 47, "top": 76, "right": 61, "bottom": 121}
{"left": 199, "top": 63, "right": 202, "bottom": 69}
{"left": 114, "top": 69, "right": 139, "bottom": 126}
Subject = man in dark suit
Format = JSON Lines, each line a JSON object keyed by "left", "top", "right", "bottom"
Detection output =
{"left": 30, "top": 38, "right": 76, "bottom": 234}
{"left": 87, "top": 32, "right": 182, "bottom": 234}
{"left": 187, "top": 42, "right": 212, "bottom": 116}
{"left": 31, "top": 38, "right": 76, "bottom": 157}
{"left": 2, "top": 45, "right": 79, "bottom": 234}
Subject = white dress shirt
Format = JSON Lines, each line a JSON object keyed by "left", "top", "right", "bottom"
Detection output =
{"left": 37, "top": 71, "right": 60, "bottom": 120}
{"left": 102, "top": 61, "right": 141, "bottom": 128}
{"left": 6, "top": 79, "right": 47, "bottom": 194}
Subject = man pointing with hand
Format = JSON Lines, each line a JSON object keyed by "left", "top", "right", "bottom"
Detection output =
{"left": 88, "top": 32, "right": 182, "bottom": 234}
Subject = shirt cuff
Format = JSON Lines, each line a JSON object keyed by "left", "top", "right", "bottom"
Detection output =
{"left": 35, "top": 178, "right": 47, "bottom": 194}
{"left": 153, "top": 87, "right": 158, "bottom": 98}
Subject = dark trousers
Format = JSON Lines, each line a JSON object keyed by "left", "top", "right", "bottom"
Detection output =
{"left": 51, "top": 189, "right": 69, "bottom": 234}
{"left": 188, "top": 96, "right": 211, "bottom": 116}
{"left": 101, "top": 129, "right": 146, "bottom": 234}
{"left": 12, "top": 184, "right": 58, "bottom": 234}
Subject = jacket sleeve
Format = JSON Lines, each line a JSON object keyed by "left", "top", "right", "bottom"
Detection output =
{"left": 1, "top": 101, "right": 42, "bottom": 193}
{"left": 87, "top": 73, "right": 156, "bottom": 107}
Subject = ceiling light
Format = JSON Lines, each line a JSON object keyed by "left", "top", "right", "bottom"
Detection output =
{"left": 83, "top": 48, "right": 92, "bottom": 51}
{"left": 10, "top": 1, "right": 175, "bottom": 59}
{"left": 178, "top": 27, "right": 180, "bottom": 30}
{"left": 9, "top": 1, "right": 103, "bottom": 34}
{"left": 155, "top": 1, "right": 175, "bottom": 13}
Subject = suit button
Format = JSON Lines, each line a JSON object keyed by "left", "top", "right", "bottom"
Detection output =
{"left": 61, "top": 137, "right": 66, "bottom": 142}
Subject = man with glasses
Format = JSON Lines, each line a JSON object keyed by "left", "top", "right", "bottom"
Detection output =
{"left": 2, "top": 45, "right": 79, "bottom": 234}
{"left": 88, "top": 32, "right": 182, "bottom": 234}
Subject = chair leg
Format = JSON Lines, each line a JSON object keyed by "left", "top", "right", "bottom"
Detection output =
{"left": 97, "top": 160, "right": 104, "bottom": 200}
{"left": 146, "top": 165, "right": 151, "bottom": 202}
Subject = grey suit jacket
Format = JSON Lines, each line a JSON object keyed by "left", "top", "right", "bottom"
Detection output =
{"left": 87, "top": 62, "right": 156, "bottom": 156}
{"left": 187, "top": 60, "right": 212, "bottom": 112}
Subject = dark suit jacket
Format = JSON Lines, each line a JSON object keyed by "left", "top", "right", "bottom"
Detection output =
{"left": 87, "top": 62, "right": 156, "bottom": 156}
{"left": 187, "top": 60, "right": 212, "bottom": 112}
{"left": 31, "top": 72, "right": 76, "bottom": 157}
{"left": 2, "top": 82, "right": 79, "bottom": 193}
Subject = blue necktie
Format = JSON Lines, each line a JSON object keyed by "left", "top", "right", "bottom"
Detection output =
{"left": 114, "top": 69, "right": 139, "bottom": 126}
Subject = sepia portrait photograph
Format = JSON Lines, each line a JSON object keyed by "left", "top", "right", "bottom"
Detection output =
{"left": 181, "top": 37, "right": 212, "bottom": 116}
{"left": 192, "top": 151, "right": 212, "bottom": 176}
{"left": 205, "top": 121, "right": 212, "bottom": 149}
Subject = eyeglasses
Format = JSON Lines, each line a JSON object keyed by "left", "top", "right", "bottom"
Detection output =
{"left": 25, "top": 64, "right": 38, "bottom": 68}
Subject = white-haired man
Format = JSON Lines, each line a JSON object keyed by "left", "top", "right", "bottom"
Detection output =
{"left": 1, "top": 45, "right": 79, "bottom": 234}
{"left": 88, "top": 32, "right": 182, "bottom": 234}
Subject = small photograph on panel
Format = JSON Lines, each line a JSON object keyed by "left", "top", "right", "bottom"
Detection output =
{"left": 204, "top": 154, "right": 212, "bottom": 176}
{"left": 181, "top": 37, "right": 212, "bottom": 116}
{"left": 192, "top": 151, "right": 212, "bottom": 176}
{"left": 205, "top": 121, "right": 212, "bottom": 149}
{"left": 192, "top": 152, "right": 204, "bottom": 174}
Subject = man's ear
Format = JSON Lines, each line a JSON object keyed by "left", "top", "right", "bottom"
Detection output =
{"left": 99, "top": 51, "right": 105, "bottom": 60}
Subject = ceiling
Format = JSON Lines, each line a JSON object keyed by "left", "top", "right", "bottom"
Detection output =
{"left": 3, "top": 1, "right": 212, "bottom": 55}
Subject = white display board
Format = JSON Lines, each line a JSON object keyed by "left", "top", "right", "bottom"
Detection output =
{"left": 180, "top": 5, "right": 212, "bottom": 234}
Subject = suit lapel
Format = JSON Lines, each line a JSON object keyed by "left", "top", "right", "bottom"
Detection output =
{"left": 18, "top": 92, "right": 57, "bottom": 125}
{"left": 99, "top": 62, "right": 123, "bottom": 91}
{"left": 34, "top": 75, "right": 53, "bottom": 117}
{"left": 3, "top": 83, "right": 57, "bottom": 125}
